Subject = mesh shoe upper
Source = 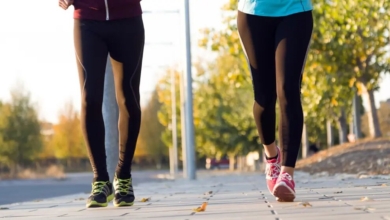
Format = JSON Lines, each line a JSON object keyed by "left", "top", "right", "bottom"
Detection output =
{"left": 87, "top": 181, "right": 113, "bottom": 205}
{"left": 113, "top": 177, "right": 135, "bottom": 205}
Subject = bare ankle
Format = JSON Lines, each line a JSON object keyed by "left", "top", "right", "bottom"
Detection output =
{"left": 264, "top": 142, "right": 278, "bottom": 158}
{"left": 281, "top": 166, "right": 294, "bottom": 178}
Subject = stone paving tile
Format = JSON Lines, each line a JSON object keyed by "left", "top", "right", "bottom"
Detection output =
{"left": 283, "top": 213, "right": 386, "bottom": 220}
{"left": 1, "top": 172, "right": 390, "bottom": 219}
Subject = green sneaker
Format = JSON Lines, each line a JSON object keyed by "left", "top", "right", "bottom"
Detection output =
{"left": 113, "top": 176, "right": 135, "bottom": 207}
{"left": 86, "top": 181, "right": 114, "bottom": 208}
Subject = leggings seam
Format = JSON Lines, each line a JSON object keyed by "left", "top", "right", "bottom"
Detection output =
{"left": 76, "top": 52, "right": 88, "bottom": 100}
{"left": 129, "top": 45, "right": 144, "bottom": 110}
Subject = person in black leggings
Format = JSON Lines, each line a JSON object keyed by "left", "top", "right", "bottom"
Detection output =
{"left": 60, "top": 0, "right": 144, "bottom": 208}
{"left": 237, "top": 5, "right": 313, "bottom": 201}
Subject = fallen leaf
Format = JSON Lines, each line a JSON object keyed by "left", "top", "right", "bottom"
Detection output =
{"left": 298, "top": 202, "right": 312, "bottom": 207}
{"left": 360, "top": 196, "right": 374, "bottom": 202}
{"left": 365, "top": 207, "right": 376, "bottom": 212}
{"left": 193, "top": 202, "right": 208, "bottom": 212}
{"left": 354, "top": 206, "right": 376, "bottom": 212}
{"left": 140, "top": 197, "right": 150, "bottom": 202}
{"left": 204, "top": 191, "right": 213, "bottom": 195}
{"left": 0, "top": 207, "right": 9, "bottom": 210}
{"left": 381, "top": 183, "right": 388, "bottom": 187}
{"left": 334, "top": 191, "right": 343, "bottom": 194}
{"left": 354, "top": 206, "right": 365, "bottom": 210}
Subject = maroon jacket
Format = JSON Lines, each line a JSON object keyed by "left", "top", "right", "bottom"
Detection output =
{"left": 73, "top": 0, "right": 142, "bottom": 21}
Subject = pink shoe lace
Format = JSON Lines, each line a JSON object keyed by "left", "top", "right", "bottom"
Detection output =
{"left": 265, "top": 147, "right": 281, "bottom": 194}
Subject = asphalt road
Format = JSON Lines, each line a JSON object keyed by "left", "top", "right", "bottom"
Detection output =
{"left": 0, "top": 170, "right": 168, "bottom": 205}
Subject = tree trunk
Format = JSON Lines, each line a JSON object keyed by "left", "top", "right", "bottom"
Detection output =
{"left": 67, "top": 158, "right": 72, "bottom": 169}
{"left": 326, "top": 120, "right": 334, "bottom": 148}
{"left": 301, "top": 123, "right": 309, "bottom": 158}
{"left": 361, "top": 85, "right": 382, "bottom": 138}
{"left": 11, "top": 163, "right": 17, "bottom": 178}
{"left": 352, "top": 92, "right": 362, "bottom": 139}
{"left": 103, "top": 57, "right": 119, "bottom": 179}
{"left": 228, "top": 154, "right": 235, "bottom": 171}
{"left": 337, "top": 108, "right": 348, "bottom": 144}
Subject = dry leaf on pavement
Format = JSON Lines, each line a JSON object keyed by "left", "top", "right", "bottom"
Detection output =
{"left": 360, "top": 196, "right": 374, "bottom": 202}
{"left": 0, "top": 207, "right": 9, "bottom": 210}
{"left": 354, "top": 206, "right": 376, "bottom": 212}
{"left": 365, "top": 207, "right": 376, "bottom": 212}
{"left": 193, "top": 202, "right": 208, "bottom": 212}
{"left": 298, "top": 202, "right": 312, "bottom": 207}
{"left": 381, "top": 183, "right": 388, "bottom": 187}
{"left": 334, "top": 191, "right": 343, "bottom": 194}
{"left": 140, "top": 197, "right": 151, "bottom": 202}
{"left": 204, "top": 191, "right": 213, "bottom": 195}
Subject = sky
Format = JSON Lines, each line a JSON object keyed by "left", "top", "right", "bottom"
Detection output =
{"left": 0, "top": 0, "right": 389, "bottom": 123}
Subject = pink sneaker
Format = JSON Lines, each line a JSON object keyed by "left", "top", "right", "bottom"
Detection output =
{"left": 265, "top": 147, "right": 281, "bottom": 194}
{"left": 273, "top": 172, "right": 295, "bottom": 202}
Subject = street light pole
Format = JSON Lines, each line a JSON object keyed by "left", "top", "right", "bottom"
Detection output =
{"left": 182, "top": 0, "right": 196, "bottom": 180}
{"left": 143, "top": 10, "right": 180, "bottom": 179}
{"left": 170, "top": 70, "right": 179, "bottom": 178}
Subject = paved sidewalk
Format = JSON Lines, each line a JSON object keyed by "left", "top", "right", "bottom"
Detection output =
{"left": 1, "top": 171, "right": 390, "bottom": 220}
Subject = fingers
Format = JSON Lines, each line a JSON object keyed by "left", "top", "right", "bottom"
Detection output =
{"left": 59, "top": 0, "right": 72, "bottom": 10}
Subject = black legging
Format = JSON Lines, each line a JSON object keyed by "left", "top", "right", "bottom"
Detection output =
{"left": 237, "top": 11, "right": 313, "bottom": 167}
{"left": 74, "top": 16, "right": 145, "bottom": 181}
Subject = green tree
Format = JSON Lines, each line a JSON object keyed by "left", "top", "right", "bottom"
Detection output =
{"left": 0, "top": 86, "right": 43, "bottom": 174}
{"left": 194, "top": 54, "right": 259, "bottom": 170}
{"left": 310, "top": 0, "right": 390, "bottom": 138}
{"left": 302, "top": 57, "right": 354, "bottom": 146}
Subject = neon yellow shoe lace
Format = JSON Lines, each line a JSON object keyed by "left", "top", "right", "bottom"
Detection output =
{"left": 91, "top": 181, "right": 107, "bottom": 194}
{"left": 117, "top": 178, "right": 132, "bottom": 194}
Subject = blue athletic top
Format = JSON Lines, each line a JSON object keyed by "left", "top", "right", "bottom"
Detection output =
{"left": 238, "top": 0, "right": 313, "bottom": 17}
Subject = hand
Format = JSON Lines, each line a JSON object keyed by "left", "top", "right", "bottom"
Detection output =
{"left": 59, "top": 0, "right": 74, "bottom": 10}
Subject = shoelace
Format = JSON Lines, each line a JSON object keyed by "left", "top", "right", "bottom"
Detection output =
{"left": 265, "top": 161, "right": 281, "bottom": 179}
{"left": 279, "top": 172, "right": 293, "bottom": 181}
{"left": 116, "top": 178, "right": 132, "bottom": 194}
{"left": 91, "top": 181, "right": 107, "bottom": 194}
